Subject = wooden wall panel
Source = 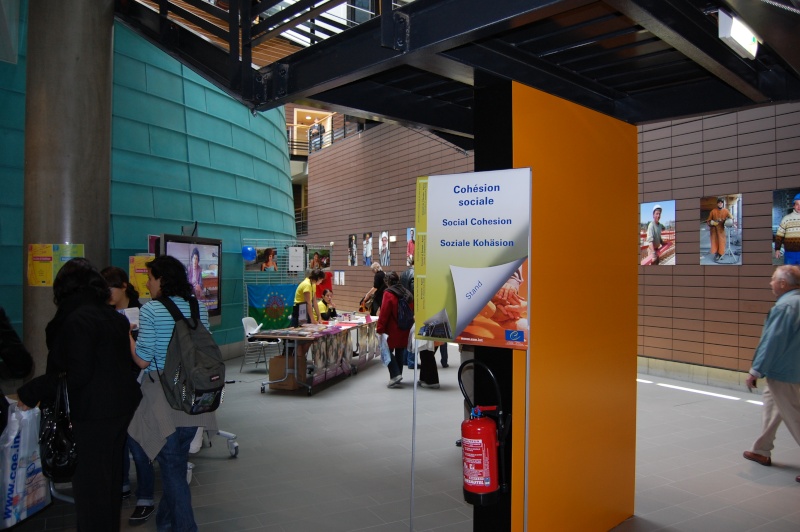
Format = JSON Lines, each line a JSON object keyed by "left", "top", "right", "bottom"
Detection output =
{"left": 303, "top": 124, "right": 473, "bottom": 311}
{"left": 638, "top": 101, "right": 800, "bottom": 371}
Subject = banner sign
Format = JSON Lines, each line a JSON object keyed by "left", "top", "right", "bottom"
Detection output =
{"left": 247, "top": 284, "right": 296, "bottom": 329}
{"left": 415, "top": 169, "right": 531, "bottom": 349}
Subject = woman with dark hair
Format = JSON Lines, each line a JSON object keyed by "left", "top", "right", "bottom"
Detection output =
{"left": 102, "top": 266, "right": 141, "bottom": 310}
{"left": 127, "top": 255, "right": 217, "bottom": 532}
{"left": 187, "top": 246, "right": 204, "bottom": 299}
{"left": 17, "top": 258, "right": 142, "bottom": 531}
{"left": 101, "top": 266, "right": 156, "bottom": 521}
{"left": 292, "top": 268, "right": 326, "bottom": 362}
{"left": 376, "top": 271, "right": 413, "bottom": 388}
{"left": 293, "top": 268, "right": 326, "bottom": 327}
{"left": 317, "top": 289, "right": 337, "bottom": 320}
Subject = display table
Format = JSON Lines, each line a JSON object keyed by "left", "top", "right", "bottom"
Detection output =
{"left": 254, "top": 320, "right": 379, "bottom": 395}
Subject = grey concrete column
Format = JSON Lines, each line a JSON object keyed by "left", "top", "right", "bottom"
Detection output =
{"left": 23, "top": 0, "right": 115, "bottom": 374}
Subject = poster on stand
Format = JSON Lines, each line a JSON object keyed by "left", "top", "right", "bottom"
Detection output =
{"left": 415, "top": 168, "right": 531, "bottom": 349}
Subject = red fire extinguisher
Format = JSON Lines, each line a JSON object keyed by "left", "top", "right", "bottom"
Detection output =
{"left": 458, "top": 360, "right": 509, "bottom": 506}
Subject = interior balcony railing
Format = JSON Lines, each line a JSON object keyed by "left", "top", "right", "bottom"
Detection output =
{"left": 295, "top": 206, "right": 308, "bottom": 236}
{"left": 114, "top": 0, "right": 417, "bottom": 110}
{"left": 289, "top": 114, "right": 374, "bottom": 157}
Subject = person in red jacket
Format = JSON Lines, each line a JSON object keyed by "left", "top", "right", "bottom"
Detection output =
{"left": 376, "top": 271, "right": 413, "bottom": 388}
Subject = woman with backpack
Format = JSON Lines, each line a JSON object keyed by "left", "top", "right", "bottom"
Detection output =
{"left": 376, "top": 272, "right": 413, "bottom": 388}
{"left": 128, "top": 255, "right": 218, "bottom": 532}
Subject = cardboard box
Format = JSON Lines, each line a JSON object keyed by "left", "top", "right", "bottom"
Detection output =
{"left": 268, "top": 353, "right": 307, "bottom": 391}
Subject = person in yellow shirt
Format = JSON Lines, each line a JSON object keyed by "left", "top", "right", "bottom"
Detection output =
{"left": 317, "top": 289, "right": 337, "bottom": 321}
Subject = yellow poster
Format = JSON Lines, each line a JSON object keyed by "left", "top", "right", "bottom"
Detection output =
{"left": 27, "top": 244, "right": 54, "bottom": 286}
{"left": 129, "top": 255, "right": 153, "bottom": 299}
{"left": 53, "top": 244, "right": 84, "bottom": 278}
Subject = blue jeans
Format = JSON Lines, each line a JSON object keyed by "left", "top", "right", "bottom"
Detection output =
{"left": 439, "top": 343, "right": 448, "bottom": 365}
{"left": 155, "top": 427, "right": 198, "bottom": 532}
{"left": 127, "top": 436, "right": 156, "bottom": 506}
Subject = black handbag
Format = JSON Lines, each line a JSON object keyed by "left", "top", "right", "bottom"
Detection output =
{"left": 39, "top": 375, "right": 78, "bottom": 481}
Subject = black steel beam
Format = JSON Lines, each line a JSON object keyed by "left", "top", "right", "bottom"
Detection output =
{"left": 725, "top": 0, "right": 800, "bottom": 79}
{"left": 309, "top": 80, "right": 474, "bottom": 137}
{"left": 441, "top": 42, "right": 624, "bottom": 118}
{"left": 255, "top": 0, "right": 595, "bottom": 109}
{"left": 617, "top": 77, "right": 760, "bottom": 122}
{"left": 603, "top": 0, "right": 770, "bottom": 102}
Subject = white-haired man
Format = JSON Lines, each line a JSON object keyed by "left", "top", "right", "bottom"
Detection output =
{"left": 743, "top": 265, "right": 800, "bottom": 483}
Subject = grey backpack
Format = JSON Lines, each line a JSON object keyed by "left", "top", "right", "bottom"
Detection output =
{"left": 156, "top": 297, "right": 225, "bottom": 415}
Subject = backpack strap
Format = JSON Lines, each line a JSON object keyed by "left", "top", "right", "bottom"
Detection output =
{"left": 156, "top": 296, "right": 200, "bottom": 330}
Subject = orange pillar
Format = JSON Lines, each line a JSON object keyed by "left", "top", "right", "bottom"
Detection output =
{"left": 512, "top": 83, "right": 637, "bottom": 530}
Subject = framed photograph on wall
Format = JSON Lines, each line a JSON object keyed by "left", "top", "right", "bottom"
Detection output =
{"left": 379, "top": 230, "right": 390, "bottom": 266}
{"left": 347, "top": 234, "right": 358, "bottom": 266}
{"left": 362, "top": 233, "right": 373, "bottom": 266}
{"left": 773, "top": 187, "right": 800, "bottom": 266}
{"left": 639, "top": 200, "right": 676, "bottom": 266}
{"left": 406, "top": 227, "right": 416, "bottom": 266}
{"left": 307, "top": 248, "right": 330, "bottom": 270}
{"left": 700, "top": 194, "right": 742, "bottom": 265}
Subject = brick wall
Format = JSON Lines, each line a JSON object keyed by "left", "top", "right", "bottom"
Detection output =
{"left": 638, "top": 102, "right": 800, "bottom": 372}
{"left": 305, "top": 124, "right": 474, "bottom": 311}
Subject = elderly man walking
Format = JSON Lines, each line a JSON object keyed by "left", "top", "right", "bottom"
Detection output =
{"left": 743, "top": 265, "right": 800, "bottom": 483}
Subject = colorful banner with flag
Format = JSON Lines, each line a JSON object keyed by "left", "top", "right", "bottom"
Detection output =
{"left": 246, "top": 284, "right": 295, "bottom": 329}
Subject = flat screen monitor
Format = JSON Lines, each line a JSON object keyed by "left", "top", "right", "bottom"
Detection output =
{"left": 159, "top": 234, "right": 222, "bottom": 318}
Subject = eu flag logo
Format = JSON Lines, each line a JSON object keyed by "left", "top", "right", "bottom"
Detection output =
{"left": 505, "top": 330, "right": 524, "bottom": 342}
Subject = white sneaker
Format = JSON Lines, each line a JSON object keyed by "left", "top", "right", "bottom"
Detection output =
{"left": 418, "top": 381, "right": 440, "bottom": 389}
{"left": 387, "top": 375, "right": 403, "bottom": 388}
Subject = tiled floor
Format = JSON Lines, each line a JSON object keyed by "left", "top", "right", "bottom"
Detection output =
{"left": 8, "top": 358, "right": 800, "bottom": 531}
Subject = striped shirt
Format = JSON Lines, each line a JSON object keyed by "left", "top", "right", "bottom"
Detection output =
{"left": 135, "top": 296, "right": 209, "bottom": 371}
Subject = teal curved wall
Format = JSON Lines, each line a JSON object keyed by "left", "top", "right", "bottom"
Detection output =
{"left": 0, "top": 2, "right": 296, "bottom": 346}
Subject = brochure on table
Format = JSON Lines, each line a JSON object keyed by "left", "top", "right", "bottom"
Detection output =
{"left": 415, "top": 168, "right": 531, "bottom": 349}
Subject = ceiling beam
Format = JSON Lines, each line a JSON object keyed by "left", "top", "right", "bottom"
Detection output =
{"left": 255, "top": 0, "right": 595, "bottom": 110}
{"left": 441, "top": 41, "right": 625, "bottom": 118}
{"left": 603, "top": 0, "right": 769, "bottom": 102}
{"left": 309, "top": 80, "right": 474, "bottom": 137}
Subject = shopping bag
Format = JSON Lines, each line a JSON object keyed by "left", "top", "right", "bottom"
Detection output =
{"left": 1, "top": 403, "right": 51, "bottom": 529}
{"left": 405, "top": 349, "right": 416, "bottom": 369}
{"left": 379, "top": 334, "right": 391, "bottom": 366}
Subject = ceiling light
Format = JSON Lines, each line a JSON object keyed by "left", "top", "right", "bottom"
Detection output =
{"left": 718, "top": 9, "right": 759, "bottom": 60}
{"left": 305, "top": 115, "right": 312, "bottom": 120}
